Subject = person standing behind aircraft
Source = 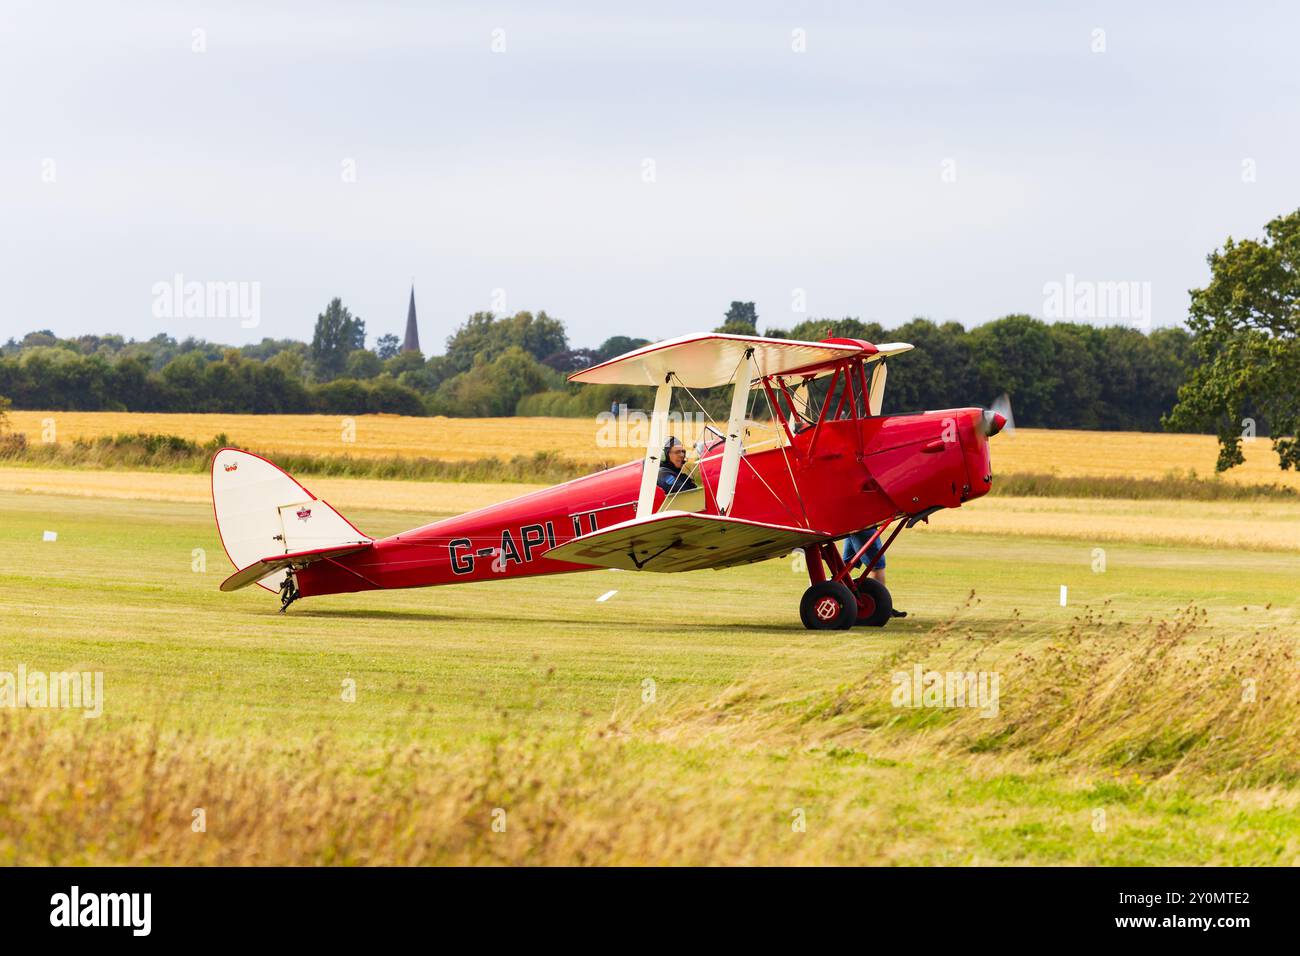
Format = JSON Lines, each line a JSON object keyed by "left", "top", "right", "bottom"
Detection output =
{"left": 842, "top": 529, "right": 907, "bottom": 618}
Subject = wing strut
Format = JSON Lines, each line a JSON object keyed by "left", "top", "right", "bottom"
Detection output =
{"left": 635, "top": 376, "right": 673, "bottom": 519}
{"left": 715, "top": 347, "right": 754, "bottom": 515}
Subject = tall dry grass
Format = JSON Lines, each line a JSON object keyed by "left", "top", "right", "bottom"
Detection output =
{"left": 0, "top": 717, "right": 840, "bottom": 866}
{"left": 3, "top": 604, "right": 1297, "bottom": 865}
{"left": 994, "top": 470, "right": 1297, "bottom": 501}
{"left": 690, "top": 601, "right": 1300, "bottom": 787}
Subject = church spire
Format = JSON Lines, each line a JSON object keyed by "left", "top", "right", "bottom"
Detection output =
{"left": 402, "top": 284, "right": 420, "bottom": 353}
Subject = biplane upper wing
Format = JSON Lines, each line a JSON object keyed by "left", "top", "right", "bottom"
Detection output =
{"left": 544, "top": 511, "right": 830, "bottom": 573}
{"left": 567, "top": 333, "right": 865, "bottom": 388}
{"left": 792, "top": 340, "right": 916, "bottom": 387}
{"left": 219, "top": 542, "right": 373, "bottom": 592}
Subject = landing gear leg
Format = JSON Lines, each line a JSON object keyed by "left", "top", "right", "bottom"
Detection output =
{"left": 803, "top": 526, "right": 908, "bottom": 630}
{"left": 278, "top": 571, "right": 300, "bottom": 613}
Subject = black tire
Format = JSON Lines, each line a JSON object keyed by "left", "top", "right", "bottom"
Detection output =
{"left": 800, "top": 581, "right": 858, "bottom": 630}
{"left": 853, "top": 576, "right": 893, "bottom": 627}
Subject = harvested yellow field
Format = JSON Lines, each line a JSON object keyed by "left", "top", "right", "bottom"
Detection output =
{"left": 4, "top": 410, "right": 725, "bottom": 468}
{"left": 990, "top": 427, "right": 1300, "bottom": 490}
{"left": 6, "top": 411, "right": 620, "bottom": 465}
{"left": 5, "top": 410, "right": 1298, "bottom": 489}
{"left": 0, "top": 466, "right": 544, "bottom": 516}
{"left": 916, "top": 495, "right": 1300, "bottom": 552}
{"left": 3, "top": 466, "right": 1296, "bottom": 551}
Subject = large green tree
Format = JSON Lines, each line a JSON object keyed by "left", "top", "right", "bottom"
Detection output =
{"left": 1166, "top": 209, "right": 1300, "bottom": 471}
{"left": 715, "top": 300, "right": 759, "bottom": 334}
{"left": 595, "top": 336, "right": 649, "bottom": 362}
{"left": 310, "top": 298, "right": 366, "bottom": 381}
{"left": 443, "top": 310, "right": 568, "bottom": 374}
{"left": 766, "top": 317, "right": 885, "bottom": 342}
{"left": 433, "top": 346, "right": 562, "bottom": 416}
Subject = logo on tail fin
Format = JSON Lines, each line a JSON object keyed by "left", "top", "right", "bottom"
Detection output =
{"left": 224, "top": 462, "right": 238, "bottom": 472}
{"left": 296, "top": 507, "right": 312, "bottom": 521}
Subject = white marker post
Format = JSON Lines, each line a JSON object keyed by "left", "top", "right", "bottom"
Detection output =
{"left": 1059, "top": 585, "right": 1068, "bottom": 607}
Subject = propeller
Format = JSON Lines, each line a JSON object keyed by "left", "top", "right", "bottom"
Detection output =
{"left": 978, "top": 393, "right": 1015, "bottom": 438}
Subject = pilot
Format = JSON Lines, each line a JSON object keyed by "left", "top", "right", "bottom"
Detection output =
{"left": 657, "top": 436, "right": 697, "bottom": 495}
{"left": 842, "top": 529, "right": 907, "bottom": 618}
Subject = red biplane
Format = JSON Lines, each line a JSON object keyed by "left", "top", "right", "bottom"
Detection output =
{"left": 211, "top": 333, "right": 1008, "bottom": 628}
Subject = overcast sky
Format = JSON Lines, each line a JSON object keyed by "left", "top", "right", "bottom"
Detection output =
{"left": 2, "top": 1, "right": 1297, "bottom": 350}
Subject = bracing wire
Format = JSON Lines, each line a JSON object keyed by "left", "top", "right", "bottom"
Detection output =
{"left": 753, "top": 355, "right": 812, "bottom": 528}
{"left": 669, "top": 365, "right": 806, "bottom": 528}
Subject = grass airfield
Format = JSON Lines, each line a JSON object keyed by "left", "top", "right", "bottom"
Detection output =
{"left": 1, "top": 480, "right": 1298, "bottom": 865}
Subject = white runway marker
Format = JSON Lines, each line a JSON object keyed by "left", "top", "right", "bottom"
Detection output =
{"left": 596, "top": 590, "right": 618, "bottom": 603}
{"left": 1059, "top": 585, "right": 1068, "bottom": 607}
{"left": 42, "top": 531, "right": 57, "bottom": 542}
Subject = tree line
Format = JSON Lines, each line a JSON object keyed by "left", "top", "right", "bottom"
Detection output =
{"left": 6, "top": 206, "right": 1296, "bottom": 470}
{"left": 0, "top": 303, "right": 1195, "bottom": 430}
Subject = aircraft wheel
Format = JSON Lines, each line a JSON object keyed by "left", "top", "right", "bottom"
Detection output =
{"left": 853, "top": 577, "right": 893, "bottom": 627}
{"left": 800, "top": 581, "right": 858, "bottom": 630}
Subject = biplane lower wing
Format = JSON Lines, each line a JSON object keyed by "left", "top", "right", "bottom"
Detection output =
{"left": 545, "top": 511, "right": 830, "bottom": 573}
{"left": 220, "top": 542, "right": 372, "bottom": 592}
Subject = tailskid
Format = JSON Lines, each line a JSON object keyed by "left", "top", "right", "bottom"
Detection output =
{"left": 278, "top": 572, "right": 300, "bottom": 613}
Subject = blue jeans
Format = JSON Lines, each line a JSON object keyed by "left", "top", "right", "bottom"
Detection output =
{"left": 842, "top": 529, "right": 885, "bottom": 570}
